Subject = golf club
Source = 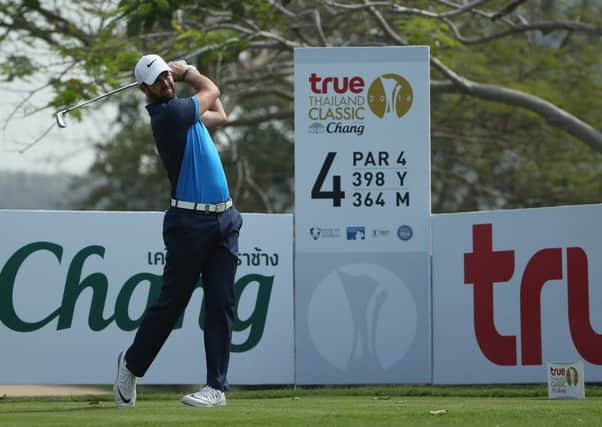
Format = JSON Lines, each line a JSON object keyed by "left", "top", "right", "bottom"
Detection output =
{"left": 55, "top": 60, "right": 196, "bottom": 128}
{"left": 55, "top": 81, "right": 139, "bottom": 128}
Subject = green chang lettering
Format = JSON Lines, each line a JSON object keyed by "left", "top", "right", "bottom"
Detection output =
{"left": 58, "top": 245, "right": 113, "bottom": 331}
{"left": 0, "top": 242, "right": 63, "bottom": 332}
{"left": 230, "top": 274, "right": 274, "bottom": 353}
{"left": 114, "top": 273, "right": 162, "bottom": 331}
{"left": 1, "top": 243, "right": 275, "bottom": 353}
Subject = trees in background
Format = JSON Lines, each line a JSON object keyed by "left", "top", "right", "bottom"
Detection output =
{"left": 1, "top": 0, "right": 600, "bottom": 212}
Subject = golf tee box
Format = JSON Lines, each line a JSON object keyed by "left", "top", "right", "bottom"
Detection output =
{"left": 547, "top": 361, "right": 585, "bottom": 399}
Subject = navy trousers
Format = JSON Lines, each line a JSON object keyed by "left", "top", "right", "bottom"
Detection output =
{"left": 125, "top": 206, "right": 242, "bottom": 391}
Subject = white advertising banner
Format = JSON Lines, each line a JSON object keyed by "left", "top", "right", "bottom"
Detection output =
{"left": 294, "top": 47, "right": 431, "bottom": 384}
{"left": 0, "top": 210, "right": 293, "bottom": 385}
{"left": 432, "top": 204, "right": 602, "bottom": 384}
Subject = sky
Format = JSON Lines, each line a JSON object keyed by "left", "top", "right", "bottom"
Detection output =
{"left": 0, "top": 83, "right": 117, "bottom": 175}
{"left": 0, "top": 3, "right": 118, "bottom": 176}
{"left": 0, "top": 75, "right": 126, "bottom": 175}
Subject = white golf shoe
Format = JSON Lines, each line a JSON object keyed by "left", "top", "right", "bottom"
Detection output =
{"left": 181, "top": 385, "right": 226, "bottom": 407}
{"left": 113, "top": 351, "right": 137, "bottom": 408}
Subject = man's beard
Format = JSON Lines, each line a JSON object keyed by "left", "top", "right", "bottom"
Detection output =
{"left": 148, "top": 84, "right": 175, "bottom": 103}
{"left": 148, "top": 92, "right": 175, "bottom": 103}
{"left": 157, "top": 94, "right": 174, "bottom": 102}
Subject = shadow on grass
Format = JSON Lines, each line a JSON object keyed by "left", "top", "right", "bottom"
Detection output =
{"left": 0, "top": 403, "right": 114, "bottom": 415}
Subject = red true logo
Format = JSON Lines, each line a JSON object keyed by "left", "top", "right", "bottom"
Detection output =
{"left": 308, "top": 73, "right": 365, "bottom": 94}
{"left": 464, "top": 223, "right": 601, "bottom": 366}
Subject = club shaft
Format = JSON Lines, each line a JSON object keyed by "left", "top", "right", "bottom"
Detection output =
{"left": 61, "top": 81, "right": 138, "bottom": 114}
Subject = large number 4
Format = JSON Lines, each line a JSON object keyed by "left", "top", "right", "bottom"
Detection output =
{"left": 311, "top": 152, "right": 345, "bottom": 207}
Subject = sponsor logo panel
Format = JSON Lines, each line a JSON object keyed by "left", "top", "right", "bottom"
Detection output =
{"left": 305, "top": 72, "right": 413, "bottom": 137}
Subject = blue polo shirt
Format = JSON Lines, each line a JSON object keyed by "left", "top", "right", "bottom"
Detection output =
{"left": 146, "top": 97, "right": 230, "bottom": 204}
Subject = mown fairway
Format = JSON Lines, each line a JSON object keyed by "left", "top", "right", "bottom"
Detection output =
{"left": 1, "top": 385, "right": 601, "bottom": 426}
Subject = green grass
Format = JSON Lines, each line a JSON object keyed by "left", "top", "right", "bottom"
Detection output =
{"left": 2, "top": 385, "right": 602, "bottom": 426}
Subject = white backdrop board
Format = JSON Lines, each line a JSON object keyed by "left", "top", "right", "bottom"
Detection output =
{"left": 0, "top": 210, "right": 293, "bottom": 385}
{"left": 293, "top": 47, "right": 431, "bottom": 384}
{"left": 432, "top": 204, "right": 602, "bottom": 384}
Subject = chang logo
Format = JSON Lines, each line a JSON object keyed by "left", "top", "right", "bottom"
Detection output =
{"left": 367, "top": 74, "right": 413, "bottom": 119}
{"left": 308, "top": 123, "right": 324, "bottom": 134}
{"left": 307, "top": 264, "right": 418, "bottom": 373}
{"left": 0, "top": 242, "right": 273, "bottom": 353}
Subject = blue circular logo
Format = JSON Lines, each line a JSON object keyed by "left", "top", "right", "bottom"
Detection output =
{"left": 397, "top": 225, "right": 413, "bottom": 241}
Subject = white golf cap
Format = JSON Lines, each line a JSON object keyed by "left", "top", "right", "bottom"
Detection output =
{"left": 134, "top": 54, "right": 171, "bottom": 85}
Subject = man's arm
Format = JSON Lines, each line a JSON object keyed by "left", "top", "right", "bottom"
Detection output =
{"left": 170, "top": 62, "right": 220, "bottom": 117}
{"left": 200, "top": 97, "right": 227, "bottom": 129}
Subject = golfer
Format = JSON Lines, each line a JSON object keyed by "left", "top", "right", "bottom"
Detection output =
{"left": 113, "top": 54, "right": 242, "bottom": 408}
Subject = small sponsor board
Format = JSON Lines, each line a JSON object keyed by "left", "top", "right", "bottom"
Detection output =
{"left": 547, "top": 361, "right": 585, "bottom": 399}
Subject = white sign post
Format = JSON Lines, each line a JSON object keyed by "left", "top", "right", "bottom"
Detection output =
{"left": 294, "top": 47, "right": 431, "bottom": 384}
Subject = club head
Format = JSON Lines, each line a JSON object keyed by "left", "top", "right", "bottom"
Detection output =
{"left": 56, "top": 111, "right": 67, "bottom": 128}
